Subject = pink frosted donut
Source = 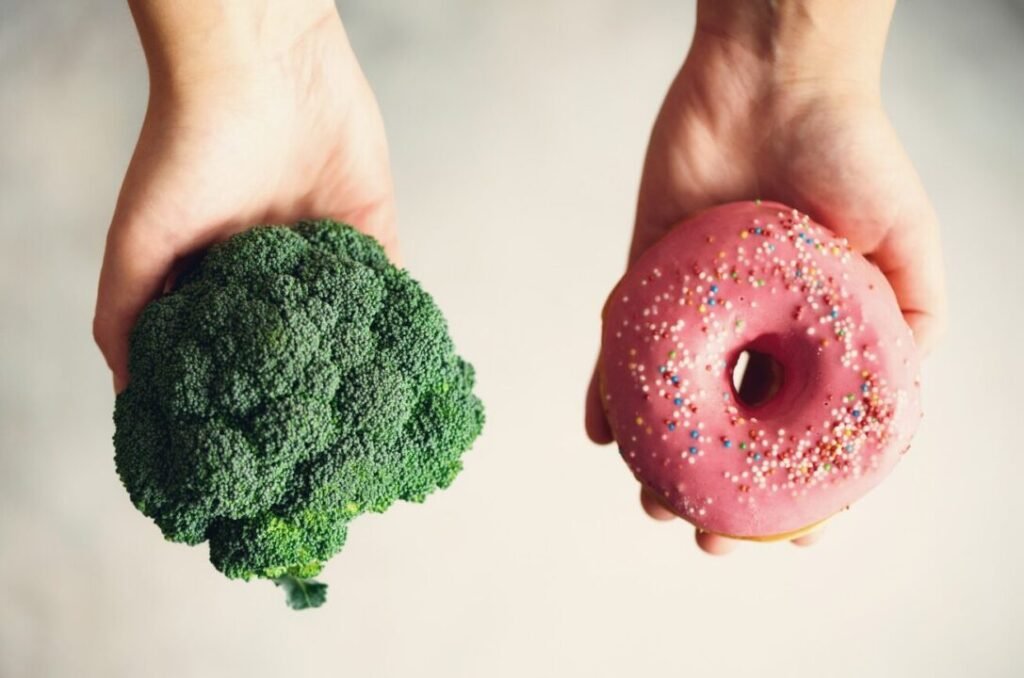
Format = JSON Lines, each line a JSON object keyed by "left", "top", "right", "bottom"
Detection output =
{"left": 599, "top": 201, "right": 922, "bottom": 539}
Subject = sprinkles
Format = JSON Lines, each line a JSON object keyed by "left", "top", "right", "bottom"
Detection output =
{"left": 608, "top": 203, "right": 915, "bottom": 518}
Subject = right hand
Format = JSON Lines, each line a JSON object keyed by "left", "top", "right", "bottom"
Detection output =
{"left": 586, "top": 4, "right": 946, "bottom": 554}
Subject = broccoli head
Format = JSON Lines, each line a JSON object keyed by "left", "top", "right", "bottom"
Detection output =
{"left": 113, "top": 221, "right": 484, "bottom": 609}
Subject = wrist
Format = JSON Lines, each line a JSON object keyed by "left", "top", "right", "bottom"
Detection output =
{"left": 693, "top": 0, "right": 893, "bottom": 97}
{"left": 129, "top": 0, "right": 344, "bottom": 95}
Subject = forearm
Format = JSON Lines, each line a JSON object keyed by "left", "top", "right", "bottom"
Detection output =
{"left": 694, "top": 0, "right": 895, "bottom": 89}
{"left": 128, "top": 0, "right": 341, "bottom": 89}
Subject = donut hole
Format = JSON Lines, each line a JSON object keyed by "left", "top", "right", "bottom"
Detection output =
{"left": 732, "top": 348, "right": 784, "bottom": 408}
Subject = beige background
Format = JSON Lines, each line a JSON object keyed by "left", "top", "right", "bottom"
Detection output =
{"left": 2, "top": 1, "right": 1022, "bottom": 676}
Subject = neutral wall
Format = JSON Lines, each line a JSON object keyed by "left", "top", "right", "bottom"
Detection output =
{"left": 1, "top": 1, "right": 1022, "bottom": 676}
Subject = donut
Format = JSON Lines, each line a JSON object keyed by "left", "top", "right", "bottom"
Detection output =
{"left": 598, "top": 201, "right": 923, "bottom": 540}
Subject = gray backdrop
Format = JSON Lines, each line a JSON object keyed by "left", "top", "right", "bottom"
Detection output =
{"left": 1, "top": 1, "right": 1022, "bottom": 676}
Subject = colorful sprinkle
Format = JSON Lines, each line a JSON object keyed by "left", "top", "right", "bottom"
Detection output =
{"left": 608, "top": 206, "right": 907, "bottom": 503}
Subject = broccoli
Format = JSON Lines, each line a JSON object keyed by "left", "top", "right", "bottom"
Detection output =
{"left": 113, "top": 220, "right": 484, "bottom": 609}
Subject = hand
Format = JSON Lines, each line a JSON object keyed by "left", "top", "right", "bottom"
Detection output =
{"left": 586, "top": 0, "right": 946, "bottom": 554}
{"left": 94, "top": 1, "right": 397, "bottom": 392}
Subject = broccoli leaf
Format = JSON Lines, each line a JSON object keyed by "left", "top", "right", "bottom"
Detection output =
{"left": 273, "top": 575, "right": 328, "bottom": 610}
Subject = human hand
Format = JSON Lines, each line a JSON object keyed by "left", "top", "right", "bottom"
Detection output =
{"left": 94, "top": 0, "right": 397, "bottom": 392}
{"left": 586, "top": 0, "right": 946, "bottom": 554}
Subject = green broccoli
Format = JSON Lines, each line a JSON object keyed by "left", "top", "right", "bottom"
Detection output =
{"left": 113, "top": 220, "right": 484, "bottom": 609}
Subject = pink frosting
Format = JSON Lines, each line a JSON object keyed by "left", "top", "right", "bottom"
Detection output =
{"left": 599, "top": 202, "right": 922, "bottom": 537}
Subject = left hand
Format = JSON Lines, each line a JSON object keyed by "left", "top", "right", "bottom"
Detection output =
{"left": 94, "top": 5, "right": 397, "bottom": 392}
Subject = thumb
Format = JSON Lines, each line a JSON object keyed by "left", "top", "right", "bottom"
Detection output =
{"left": 93, "top": 218, "right": 178, "bottom": 392}
{"left": 864, "top": 201, "right": 947, "bottom": 356}
{"left": 585, "top": 363, "right": 614, "bottom": 444}
{"left": 806, "top": 181, "right": 947, "bottom": 357}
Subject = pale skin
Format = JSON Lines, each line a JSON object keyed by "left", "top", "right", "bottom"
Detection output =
{"left": 586, "top": 0, "right": 946, "bottom": 554}
{"left": 95, "top": 1, "right": 946, "bottom": 554}
{"left": 93, "top": 0, "right": 397, "bottom": 392}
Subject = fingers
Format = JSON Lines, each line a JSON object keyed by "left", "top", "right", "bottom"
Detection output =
{"left": 585, "top": 365, "right": 614, "bottom": 444}
{"left": 639, "top": 486, "right": 677, "bottom": 521}
{"left": 93, "top": 219, "right": 180, "bottom": 392}
{"left": 790, "top": 529, "right": 824, "bottom": 547}
{"left": 638, "top": 484, "right": 824, "bottom": 552}
{"left": 639, "top": 487, "right": 739, "bottom": 553}
{"left": 694, "top": 530, "right": 737, "bottom": 555}
{"left": 694, "top": 528, "right": 822, "bottom": 554}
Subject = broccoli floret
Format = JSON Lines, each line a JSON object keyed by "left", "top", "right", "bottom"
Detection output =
{"left": 113, "top": 220, "right": 484, "bottom": 609}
